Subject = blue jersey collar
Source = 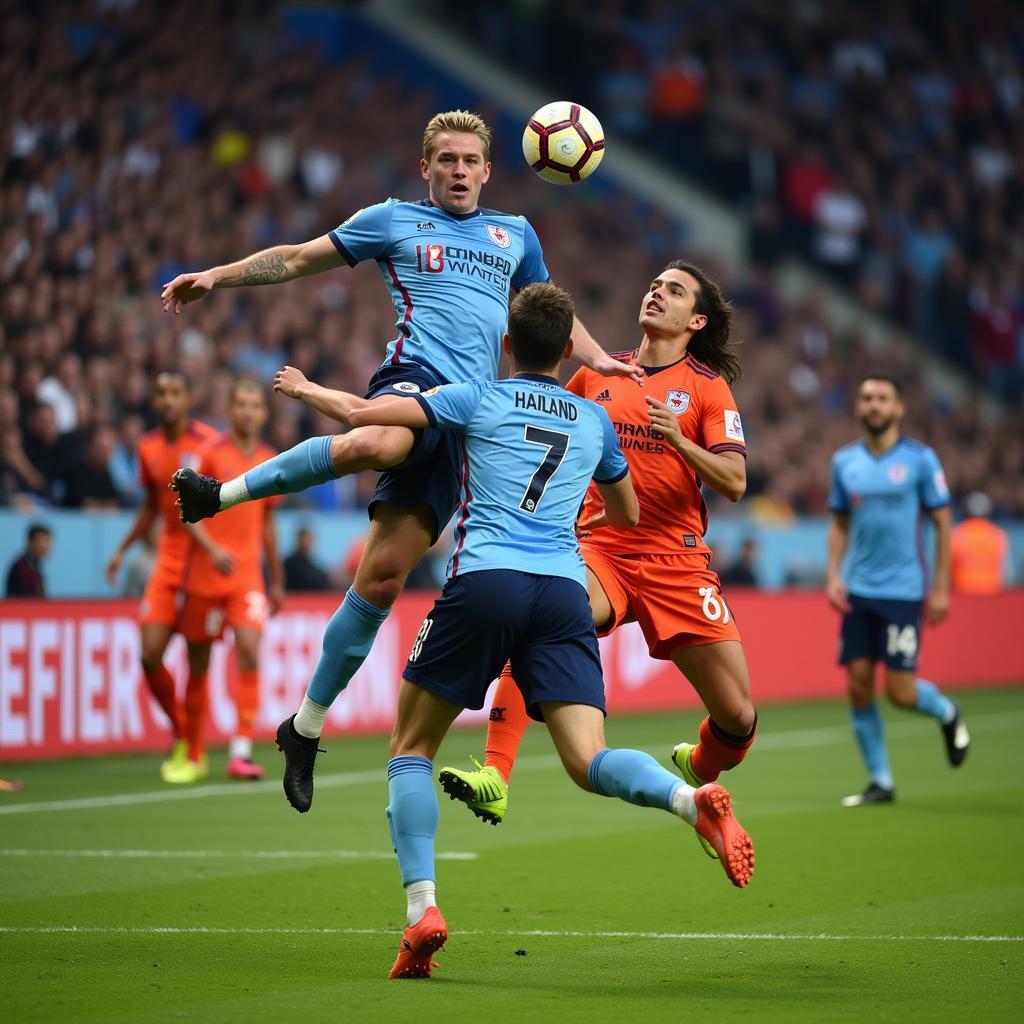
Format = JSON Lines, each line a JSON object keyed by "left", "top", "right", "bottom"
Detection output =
{"left": 419, "top": 197, "right": 482, "bottom": 221}
{"left": 515, "top": 372, "right": 560, "bottom": 385}
{"left": 861, "top": 434, "right": 905, "bottom": 460}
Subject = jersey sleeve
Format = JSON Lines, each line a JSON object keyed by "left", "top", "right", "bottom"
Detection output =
{"left": 827, "top": 454, "right": 849, "bottom": 514}
{"left": 593, "top": 407, "right": 629, "bottom": 484}
{"left": 414, "top": 380, "right": 489, "bottom": 430}
{"left": 699, "top": 377, "right": 747, "bottom": 456}
{"left": 327, "top": 200, "right": 395, "bottom": 267}
{"left": 511, "top": 219, "right": 551, "bottom": 289}
{"left": 138, "top": 444, "right": 156, "bottom": 495}
{"left": 918, "top": 447, "right": 951, "bottom": 510}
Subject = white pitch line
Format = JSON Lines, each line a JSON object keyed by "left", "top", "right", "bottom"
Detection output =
{"left": 0, "top": 925, "right": 1019, "bottom": 943}
{"left": 0, "top": 848, "right": 477, "bottom": 861}
{"left": 2, "top": 709, "right": 1022, "bottom": 818}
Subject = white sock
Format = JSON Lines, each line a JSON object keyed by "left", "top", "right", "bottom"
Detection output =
{"left": 671, "top": 783, "right": 697, "bottom": 825}
{"left": 229, "top": 736, "right": 252, "bottom": 760}
{"left": 219, "top": 474, "right": 250, "bottom": 509}
{"left": 293, "top": 694, "right": 328, "bottom": 739}
{"left": 405, "top": 880, "right": 436, "bottom": 926}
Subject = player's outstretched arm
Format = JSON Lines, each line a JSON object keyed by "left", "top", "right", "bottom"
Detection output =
{"left": 161, "top": 235, "right": 346, "bottom": 313}
{"left": 568, "top": 316, "right": 645, "bottom": 385}
{"left": 273, "top": 365, "right": 429, "bottom": 430}
{"left": 595, "top": 472, "right": 639, "bottom": 529}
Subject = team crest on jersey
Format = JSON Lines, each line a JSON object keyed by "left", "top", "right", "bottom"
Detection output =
{"left": 888, "top": 464, "right": 908, "bottom": 485}
{"left": 392, "top": 381, "right": 421, "bottom": 394}
{"left": 666, "top": 389, "right": 691, "bottom": 414}
{"left": 724, "top": 410, "right": 744, "bottom": 441}
{"left": 486, "top": 224, "right": 512, "bottom": 249}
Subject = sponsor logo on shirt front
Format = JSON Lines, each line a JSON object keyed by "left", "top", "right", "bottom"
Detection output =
{"left": 666, "top": 389, "right": 691, "bottom": 414}
{"left": 486, "top": 224, "right": 512, "bottom": 249}
{"left": 416, "top": 221, "right": 436, "bottom": 231}
{"left": 724, "top": 410, "right": 744, "bottom": 441}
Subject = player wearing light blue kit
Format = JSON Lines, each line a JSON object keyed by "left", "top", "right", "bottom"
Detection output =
{"left": 164, "top": 112, "right": 641, "bottom": 812}
{"left": 273, "top": 284, "right": 755, "bottom": 978}
{"left": 826, "top": 375, "right": 970, "bottom": 808}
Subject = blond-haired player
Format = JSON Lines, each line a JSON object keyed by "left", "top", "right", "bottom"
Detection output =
{"left": 163, "top": 110, "right": 642, "bottom": 812}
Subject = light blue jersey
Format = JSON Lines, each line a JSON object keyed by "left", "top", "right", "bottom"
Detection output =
{"left": 828, "top": 436, "right": 950, "bottom": 600}
{"left": 328, "top": 199, "right": 550, "bottom": 385}
{"left": 414, "top": 374, "right": 628, "bottom": 589}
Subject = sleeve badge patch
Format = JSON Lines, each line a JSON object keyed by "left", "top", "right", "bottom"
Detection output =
{"left": 724, "top": 410, "right": 744, "bottom": 441}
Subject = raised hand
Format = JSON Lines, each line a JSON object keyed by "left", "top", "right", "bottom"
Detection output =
{"left": 161, "top": 271, "right": 217, "bottom": 313}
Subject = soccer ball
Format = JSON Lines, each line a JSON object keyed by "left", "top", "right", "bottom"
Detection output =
{"left": 522, "top": 102, "right": 605, "bottom": 185}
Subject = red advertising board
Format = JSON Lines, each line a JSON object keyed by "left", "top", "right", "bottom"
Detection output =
{"left": 1, "top": 591, "right": 1021, "bottom": 761}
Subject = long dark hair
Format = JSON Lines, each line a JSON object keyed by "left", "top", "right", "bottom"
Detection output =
{"left": 663, "top": 260, "right": 741, "bottom": 385}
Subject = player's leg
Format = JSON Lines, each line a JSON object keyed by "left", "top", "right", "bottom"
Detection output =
{"left": 669, "top": 640, "right": 757, "bottom": 786}
{"left": 228, "top": 621, "right": 264, "bottom": 779}
{"left": 140, "top": 620, "right": 180, "bottom": 735}
{"left": 843, "top": 657, "right": 895, "bottom": 805}
{"left": 277, "top": 505, "right": 432, "bottom": 811}
{"left": 173, "top": 425, "right": 415, "bottom": 522}
{"left": 441, "top": 560, "right": 621, "bottom": 821}
{"left": 879, "top": 600, "right": 969, "bottom": 767}
{"left": 166, "top": 640, "right": 212, "bottom": 784}
{"left": 539, "top": 703, "right": 754, "bottom": 888}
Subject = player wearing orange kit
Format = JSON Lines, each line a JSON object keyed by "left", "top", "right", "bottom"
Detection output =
{"left": 106, "top": 371, "right": 219, "bottom": 781}
{"left": 173, "top": 380, "right": 285, "bottom": 783}
{"left": 441, "top": 262, "right": 758, "bottom": 858}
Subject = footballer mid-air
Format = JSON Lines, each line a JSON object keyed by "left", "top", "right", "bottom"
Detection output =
{"left": 164, "top": 109, "right": 640, "bottom": 813}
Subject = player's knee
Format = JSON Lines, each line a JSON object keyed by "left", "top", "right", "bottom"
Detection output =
{"left": 331, "top": 428, "right": 406, "bottom": 472}
{"left": 139, "top": 649, "right": 163, "bottom": 674}
{"left": 356, "top": 571, "right": 405, "bottom": 608}
{"left": 235, "top": 646, "right": 259, "bottom": 672}
{"left": 886, "top": 685, "right": 916, "bottom": 710}
{"left": 714, "top": 701, "right": 755, "bottom": 737}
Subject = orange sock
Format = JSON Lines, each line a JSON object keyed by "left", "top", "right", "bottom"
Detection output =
{"left": 690, "top": 713, "right": 757, "bottom": 783}
{"left": 235, "top": 670, "right": 260, "bottom": 739}
{"left": 144, "top": 663, "right": 183, "bottom": 738}
{"left": 184, "top": 671, "right": 208, "bottom": 762}
{"left": 484, "top": 665, "right": 531, "bottom": 783}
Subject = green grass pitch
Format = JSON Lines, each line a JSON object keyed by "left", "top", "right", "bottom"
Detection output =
{"left": 2, "top": 687, "right": 1022, "bottom": 1023}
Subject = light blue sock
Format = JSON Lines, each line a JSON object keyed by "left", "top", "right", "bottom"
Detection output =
{"left": 242, "top": 435, "right": 338, "bottom": 500}
{"left": 851, "top": 705, "right": 893, "bottom": 789}
{"left": 913, "top": 678, "right": 955, "bottom": 724}
{"left": 306, "top": 588, "right": 390, "bottom": 706}
{"left": 587, "top": 748, "right": 682, "bottom": 811}
{"left": 386, "top": 756, "right": 437, "bottom": 885}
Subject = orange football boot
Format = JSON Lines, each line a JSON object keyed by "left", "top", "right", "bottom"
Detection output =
{"left": 693, "top": 784, "right": 755, "bottom": 888}
{"left": 388, "top": 905, "right": 448, "bottom": 980}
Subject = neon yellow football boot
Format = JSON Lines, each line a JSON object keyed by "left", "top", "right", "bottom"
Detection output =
{"left": 160, "top": 739, "right": 188, "bottom": 783}
{"left": 438, "top": 757, "right": 508, "bottom": 825}
{"left": 162, "top": 754, "right": 209, "bottom": 785}
{"left": 671, "top": 741, "right": 719, "bottom": 860}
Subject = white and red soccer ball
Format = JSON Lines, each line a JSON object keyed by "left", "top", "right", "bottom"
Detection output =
{"left": 522, "top": 101, "right": 605, "bottom": 185}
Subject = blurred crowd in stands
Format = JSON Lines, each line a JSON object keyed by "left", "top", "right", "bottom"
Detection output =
{"left": 448, "top": 0, "right": 1024, "bottom": 404}
{"left": 2, "top": 0, "right": 1022, "bottom": 524}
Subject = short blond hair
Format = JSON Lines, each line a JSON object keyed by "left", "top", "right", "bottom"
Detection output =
{"left": 422, "top": 110, "right": 492, "bottom": 163}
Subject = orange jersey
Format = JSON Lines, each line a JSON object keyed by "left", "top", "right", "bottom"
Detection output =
{"left": 569, "top": 352, "right": 746, "bottom": 554}
{"left": 184, "top": 435, "right": 280, "bottom": 598}
{"left": 138, "top": 420, "right": 220, "bottom": 584}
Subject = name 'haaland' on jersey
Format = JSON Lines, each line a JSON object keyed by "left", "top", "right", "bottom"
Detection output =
{"left": 513, "top": 387, "right": 579, "bottom": 420}
{"left": 418, "top": 244, "right": 514, "bottom": 291}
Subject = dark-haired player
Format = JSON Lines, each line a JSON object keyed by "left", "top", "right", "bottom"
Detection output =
{"left": 441, "top": 261, "right": 757, "bottom": 864}
{"left": 106, "top": 371, "right": 219, "bottom": 780}
{"left": 274, "top": 281, "right": 754, "bottom": 979}
{"left": 827, "top": 375, "right": 969, "bottom": 807}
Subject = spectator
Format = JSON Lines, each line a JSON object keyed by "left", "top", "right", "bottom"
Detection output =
{"left": 63, "top": 423, "right": 121, "bottom": 509}
{"left": 283, "top": 527, "right": 330, "bottom": 591}
{"left": 5, "top": 522, "right": 52, "bottom": 597}
{"left": 719, "top": 538, "right": 760, "bottom": 587}
{"left": 950, "top": 492, "right": 1010, "bottom": 594}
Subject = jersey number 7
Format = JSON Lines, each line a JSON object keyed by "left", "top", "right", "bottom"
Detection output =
{"left": 520, "top": 425, "right": 570, "bottom": 514}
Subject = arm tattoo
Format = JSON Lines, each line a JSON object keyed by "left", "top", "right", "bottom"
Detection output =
{"left": 240, "top": 252, "right": 288, "bottom": 285}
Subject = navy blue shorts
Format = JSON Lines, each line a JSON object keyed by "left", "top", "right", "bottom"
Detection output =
{"left": 363, "top": 363, "right": 462, "bottom": 543}
{"left": 402, "top": 569, "right": 607, "bottom": 721}
{"left": 839, "top": 594, "right": 923, "bottom": 672}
